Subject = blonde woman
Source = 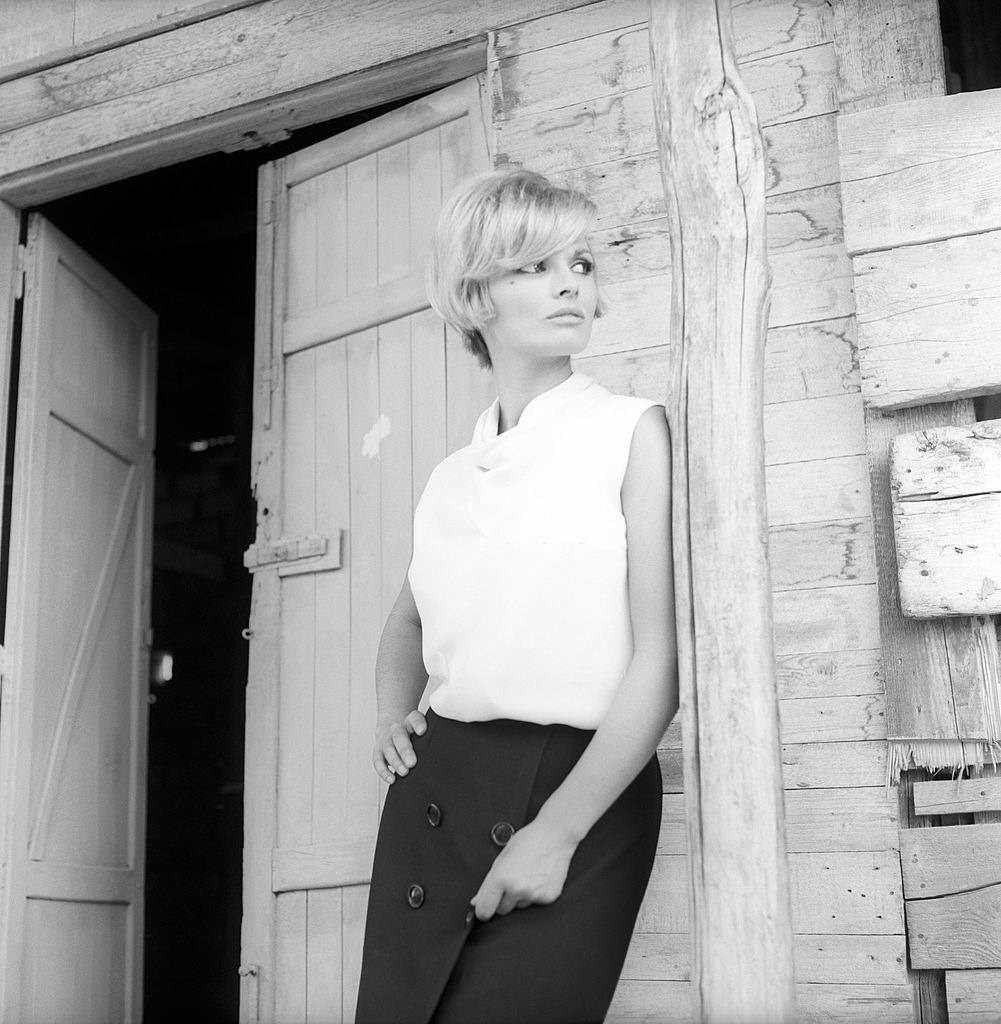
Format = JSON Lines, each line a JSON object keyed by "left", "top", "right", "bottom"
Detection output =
{"left": 355, "top": 167, "right": 679, "bottom": 1024}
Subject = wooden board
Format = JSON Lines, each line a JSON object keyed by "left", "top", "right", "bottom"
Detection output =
{"left": 900, "top": 824, "right": 1001, "bottom": 898}
{"left": 853, "top": 232, "right": 1001, "bottom": 410}
{"left": 907, "top": 884, "right": 1001, "bottom": 969}
{"left": 840, "top": 88, "right": 1001, "bottom": 254}
{"left": 913, "top": 776, "right": 1001, "bottom": 816}
{"left": 0, "top": 1, "right": 263, "bottom": 79}
{"left": 890, "top": 419, "right": 1001, "bottom": 616}
{"left": 947, "top": 969, "right": 1001, "bottom": 1023}
{"left": 623, "top": 931, "right": 907, "bottom": 985}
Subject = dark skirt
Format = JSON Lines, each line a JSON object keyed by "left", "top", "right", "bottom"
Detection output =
{"left": 354, "top": 709, "right": 662, "bottom": 1024}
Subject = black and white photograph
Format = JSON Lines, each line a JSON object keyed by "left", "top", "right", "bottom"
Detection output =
{"left": 0, "top": 1, "right": 1000, "bottom": 1022}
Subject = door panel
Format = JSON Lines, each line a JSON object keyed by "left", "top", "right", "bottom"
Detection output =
{"left": 243, "top": 75, "right": 493, "bottom": 1023}
{"left": 0, "top": 216, "right": 157, "bottom": 1024}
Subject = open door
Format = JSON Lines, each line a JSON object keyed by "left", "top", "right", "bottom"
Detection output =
{"left": 240, "top": 76, "right": 494, "bottom": 1023}
{"left": 0, "top": 215, "right": 157, "bottom": 1024}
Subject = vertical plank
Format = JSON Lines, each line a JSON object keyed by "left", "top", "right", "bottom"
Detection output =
{"left": 341, "top": 885, "right": 369, "bottom": 1024}
{"left": 305, "top": 889, "right": 343, "bottom": 1023}
{"left": 649, "top": 2, "right": 795, "bottom": 1021}
{"left": 344, "top": 151, "right": 381, "bottom": 845}
{"left": 311, "top": 340, "right": 351, "bottom": 845}
{"left": 286, "top": 178, "right": 318, "bottom": 316}
{"left": 407, "top": 126, "right": 448, "bottom": 502}
{"left": 314, "top": 165, "right": 348, "bottom": 308}
{"left": 274, "top": 891, "right": 307, "bottom": 1024}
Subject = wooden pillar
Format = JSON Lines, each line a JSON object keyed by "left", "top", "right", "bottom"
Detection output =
{"left": 648, "top": 3, "right": 795, "bottom": 1022}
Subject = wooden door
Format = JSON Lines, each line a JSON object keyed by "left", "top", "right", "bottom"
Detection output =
{"left": 0, "top": 215, "right": 157, "bottom": 1024}
{"left": 241, "top": 76, "right": 494, "bottom": 1024}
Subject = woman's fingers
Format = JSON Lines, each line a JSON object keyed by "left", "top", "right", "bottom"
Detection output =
{"left": 372, "top": 709, "right": 427, "bottom": 782}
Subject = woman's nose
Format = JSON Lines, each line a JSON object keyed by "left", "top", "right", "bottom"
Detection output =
{"left": 555, "top": 269, "right": 578, "bottom": 296}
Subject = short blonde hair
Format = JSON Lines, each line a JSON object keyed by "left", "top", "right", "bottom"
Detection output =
{"left": 426, "top": 167, "right": 604, "bottom": 370}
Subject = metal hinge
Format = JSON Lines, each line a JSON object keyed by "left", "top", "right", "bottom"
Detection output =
{"left": 238, "top": 963, "right": 260, "bottom": 1022}
{"left": 243, "top": 529, "right": 343, "bottom": 576}
{"left": 14, "top": 244, "right": 28, "bottom": 301}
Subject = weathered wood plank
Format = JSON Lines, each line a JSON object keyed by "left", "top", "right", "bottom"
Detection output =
{"left": 768, "top": 518, "right": 875, "bottom": 592}
{"left": 779, "top": 694, "right": 886, "bottom": 744}
{"left": 892, "top": 493, "right": 1001, "bottom": 618}
{"left": 946, "top": 969, "right": 1001, "bottom": 1022}
{"left": 0, "top": 1, "right": 262, "bottom": 82}
{"left": 764, "top": 455, "right": 871, "bottom": 527}
{"left": 649, "top": 3, "right": 793, "bottom": 1017}
{"left": 763, "top": 317, "right": 858, "bottom": 404}
{"left": 659, "top": 739, "right": 888, "bottom": 794}
{"left": 907, "top": 884, "right": 1001, "bottom": 969}
{"left": 557, "top": 114, "right": 839, "bottom": 233}
{"left": 494, "top": 0, "right": 832, "bottom": 63}
{"left": 622, "top": 928, "right": 906, "bottom": 985}
{"left": 609, "top": 980, "right": 916, "bottom": 1024}
{"left": 493, "top": 45, "right": 836, "bottom": 167}
{"left": 775, "top": 650, "right": 883, "bottom": 700}
{"left": 831, "top": 0, "right": 945, "bottom": 115}
{"left": 839, "top": 88, "right": 1001, "bottom": 253}
{"left": 656, "top": 787, "right": 897, "bottom": 857}
{"left": 772, "top": 584, "right": 880, "bottom": 655}
{"left": 913, "top": 775, "right": 1001, "bottom": 816}
{"left": 638, "top": 850, "right": 903, "bottom": 933}
{"left": 853, "top": 232, "right": 1001, "bottom": 410}
{"left": 590, "top": 185, "right": 843, "bottom": 286}
{"left": 779, "top": 740, "right": 888, "bottom": 790}
{"left": 892, "top": 421, "right": 1001, "bottom": 502}
{"left": 765, "top": 395, "right": 866, "bottom": 466}
{"left": 900, "top": 824, "right": 1001, "bottom": 898}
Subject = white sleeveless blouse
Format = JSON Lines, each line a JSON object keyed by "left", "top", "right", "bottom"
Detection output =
{"left": 408, "top": 369, "right": 659, "bottom": 728}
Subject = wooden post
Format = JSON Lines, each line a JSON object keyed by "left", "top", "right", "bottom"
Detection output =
{"left": 648, "top": 3, "right": 795, "bottom": 1022}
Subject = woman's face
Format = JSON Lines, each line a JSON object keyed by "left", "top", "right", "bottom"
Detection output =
{"left": 482, "top": 237, "right": 598, "bottom": 362}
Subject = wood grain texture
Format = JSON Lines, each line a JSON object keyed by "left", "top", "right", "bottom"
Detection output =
{"left": 832, "top": 0, "right": 1001, "bottom": 775}
{"left": 649, "top": 2, "right": 795, "bottom": 1017}
{"left": 839, "top": 88, "right": 1001, "bottom": 254}
{"left": 900, "top": 824, "right": 1001, "bottom": 898}
{"left": 913, "top": 775, "right": 1001, "bottom": 816}
{"left": 907, "top": 884, "right": 1001, "bottom": 969}
{"left": 946, "top": 969, "right": 1001, "bottom": 1023}
{"left": 853, "top": 232, "right": 1001, "bottom": 410}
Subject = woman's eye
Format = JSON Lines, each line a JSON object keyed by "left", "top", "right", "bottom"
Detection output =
{"left": 518, "top": 261, "right": 545, "bottom": 274}
{"left": 572, "top": 258, "right": 594, "bottom": 274}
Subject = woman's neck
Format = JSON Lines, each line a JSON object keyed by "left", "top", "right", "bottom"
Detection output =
{"left": 492, "top": 360, "right": 574, "bottom": 434}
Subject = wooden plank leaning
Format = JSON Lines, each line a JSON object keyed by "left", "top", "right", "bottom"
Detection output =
{"left": 647, "top": 2, "right": 795, "bottom": 1021}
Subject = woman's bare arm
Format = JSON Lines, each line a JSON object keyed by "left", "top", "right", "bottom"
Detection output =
{"left": 372, "top": 572, "right": 430, "bottom": 784}
{"left": 471, "top": 404, "right": 679, "bottom": 918}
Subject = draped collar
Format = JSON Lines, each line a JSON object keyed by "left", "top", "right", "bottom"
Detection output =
{"left": 470, "top": 369, "right": 595, "bottom": 471}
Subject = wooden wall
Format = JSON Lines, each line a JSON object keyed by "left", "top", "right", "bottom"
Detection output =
{"left": 0, "top": 0, "right": 260, "bottom": 77}
{"left": 489, "top": 2, "right": 910, "bottom": 1020}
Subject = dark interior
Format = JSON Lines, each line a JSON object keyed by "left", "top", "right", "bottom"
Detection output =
{"left": 37, "top": 93, "right": 414, "bottom": 1024}
{"left": 939, "top": 0, "right": 1001, "bottom": 93}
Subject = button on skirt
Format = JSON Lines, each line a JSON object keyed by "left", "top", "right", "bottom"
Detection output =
{"left": 355, "top": 709, "right": 663, "bottom": 1024}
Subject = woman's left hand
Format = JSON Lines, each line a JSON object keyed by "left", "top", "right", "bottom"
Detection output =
{"left": 469, "top": 819, "right": 579, "bottom": 921}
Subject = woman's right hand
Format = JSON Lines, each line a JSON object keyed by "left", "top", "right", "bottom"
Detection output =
{"left": 373, "top": 709, "right": 427, "bottom": 784}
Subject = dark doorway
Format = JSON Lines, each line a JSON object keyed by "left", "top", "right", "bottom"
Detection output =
{"left": 939, "top": 0, "right": 1001, "bottom": 93}
{"left": 37, "top": 93, "right": 419, "bottom": 1024}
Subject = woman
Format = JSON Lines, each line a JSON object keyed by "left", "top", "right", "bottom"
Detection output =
{"left": 355, "top": 167, "right": 678, "bottom": 1024}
